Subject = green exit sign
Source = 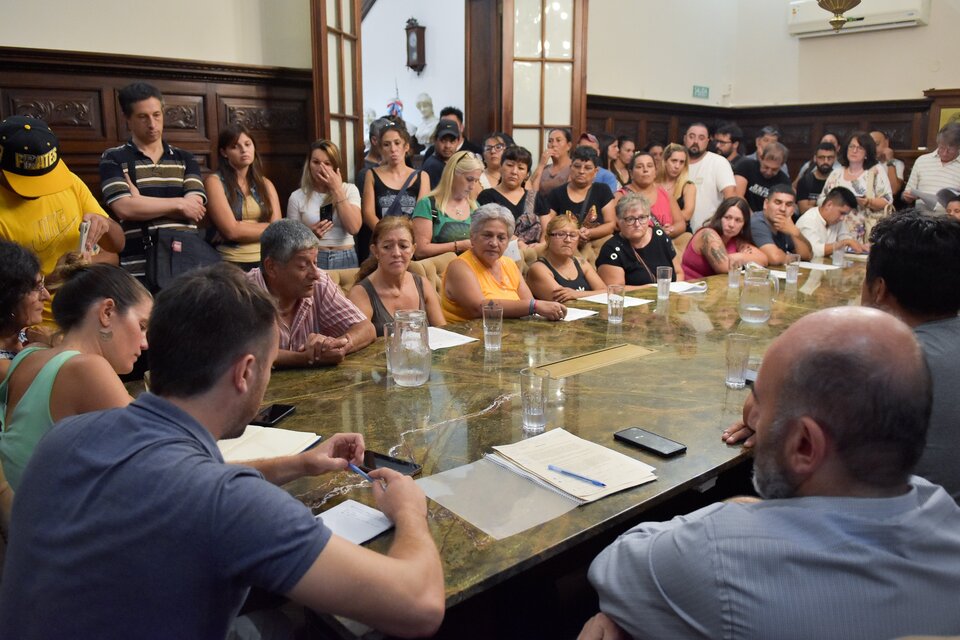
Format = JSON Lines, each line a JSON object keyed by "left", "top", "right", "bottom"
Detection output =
{"left": 692, "top": 85, "right": 710, "bottom": 99}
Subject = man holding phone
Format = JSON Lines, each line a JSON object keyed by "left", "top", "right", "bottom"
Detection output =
{"left": 0, "top": 264, "right": 444, "bottom": 638}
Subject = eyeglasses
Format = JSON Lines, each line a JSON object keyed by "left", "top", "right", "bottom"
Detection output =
{"left": 847, "top": 144, "right": 864, "bottom": 151}
{"left": 621, "top": 215, "right": 651, "bottom": 226}
{"left": 484, "top": 144, "right": 506, "bottom": 152}
{"left": 548, "top": 231, "right": 579, "bottom": 240}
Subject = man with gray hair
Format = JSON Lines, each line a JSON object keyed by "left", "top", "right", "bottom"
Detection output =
{"left": 904, "top": 122, "right": 960, "bottom": 212}
{"left": 246, "top": 219, "right": 374, "bottom": 367}
{"left": 582, "top": 306, "right": 960, "bottom": 640}
{"left": 734, "top": 141, "right": 790, "bottom": 213}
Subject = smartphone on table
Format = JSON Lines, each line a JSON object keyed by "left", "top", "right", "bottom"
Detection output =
{"left": 614, "top": 427, "right": 686, "bottom": 457}
{"left": 250, "top": 404, "right": 296, "bottom": 427}
{"left": 360, "top": 451, "right": 422, "bottom": 476}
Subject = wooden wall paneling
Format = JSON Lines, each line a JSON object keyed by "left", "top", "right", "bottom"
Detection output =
{"left": 923, "top": 89, "right": 960, "bottom": 146}
{"left": 587, "top": 95, "right": 932, "bottom": 180}
{"left": 465, "top": 0, "right": 503, "bottom": 143}
{"left": 0, "top": 46, "right": 313, "bottom": 207}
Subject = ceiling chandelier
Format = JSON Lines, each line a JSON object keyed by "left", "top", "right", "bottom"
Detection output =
{"left": 817, "top": 0, "right": 862, "bottom": 32}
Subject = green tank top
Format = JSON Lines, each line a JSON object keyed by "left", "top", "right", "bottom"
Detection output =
{"left": 0, "top": 346, "right": 81, "bottom": 491}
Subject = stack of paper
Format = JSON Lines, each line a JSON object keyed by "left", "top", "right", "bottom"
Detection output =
{"left": 489, "top": 428, "right": 656, "bottom": 503}
{"left": 427, "top": 326, "right": 477, "bottom": 350}
{"left": 579, "top": 293, "right": 654, "bottom": 307}
{"left": 317, "top": 500, "right": 393, "bottom": 544}
{"left": 218, "top": 425, "right": 321, "bottom": 462}
{"left": 669, "top": 281, "right": 708, "bottom": 294}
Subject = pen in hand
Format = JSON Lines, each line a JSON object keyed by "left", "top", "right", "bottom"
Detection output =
{"left": 547, "top": 464, "right": 606, "bottom": 487}
{"left": 348, "top": 462, "right": 387, "bottom": 490}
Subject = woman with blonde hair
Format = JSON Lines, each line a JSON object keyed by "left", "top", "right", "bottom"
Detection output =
{"left": 411, "top": 150, "right": 484, "bottom": 258}
{"left": 525, "top": 215, "right": 606, "bottom": 302}
{"left": 348, "top": 217, "right": 445, "bottom": 336}
{"left": 204, "top": 124, "right": 281, "bottom": 270}
{"left": 656, "top": 143, "right": 697, "bottom": 230}
{"left": 288, "top": 139, "right": 363, "bottom": 269}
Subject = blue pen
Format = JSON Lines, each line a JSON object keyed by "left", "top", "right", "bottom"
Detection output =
{"left": 547, "top": 464, "right": 606, "bottom": 487}
{"left": 348, "top": 463, "right": 387, "bottom": 489}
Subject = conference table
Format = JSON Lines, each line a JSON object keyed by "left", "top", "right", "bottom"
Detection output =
{"left": 259, "top": 261, "right": 866, "bottom": 638}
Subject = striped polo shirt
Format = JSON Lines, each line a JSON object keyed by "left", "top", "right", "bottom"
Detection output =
{"left": 905, "top": 150, "right": 960, "bottom": 212}
{"left": 99, "top": 141, "right": 207, "bottom": 277}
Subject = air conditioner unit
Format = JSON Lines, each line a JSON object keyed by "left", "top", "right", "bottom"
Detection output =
{"left": 788, "top": 0, "right": 930, "bottom": 38}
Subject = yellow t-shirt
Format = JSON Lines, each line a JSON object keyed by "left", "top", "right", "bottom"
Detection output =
{"left": 441, "top": 250, "right": 522, "bottom": 323}
{"left": 218, "top": 195, "right": 263, "bottom": 265}
{"left": 0, "top": 173, "right": 109, "bottom": 323}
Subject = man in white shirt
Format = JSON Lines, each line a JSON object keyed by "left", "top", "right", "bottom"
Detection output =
{"left": 904, "top": 123, "right": 960, "bottom": 212}
{"left": 796, "top": 186, "right": 866, "bottom": 257}
{"left": 684, "top": 123, "right": 736, "bottom": 231}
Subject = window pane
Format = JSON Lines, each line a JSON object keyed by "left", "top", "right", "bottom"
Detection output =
{"left": 327, "top": 34, "right": 341, "bottom": 115}
{"left": 341, "top": 0, "right": 354, "bottom": 34}
{"left": 514, "top": 0, "right": 542, "bottom": 58}
{"left": 544, "top": 0, "right": 573, "bottom": 59}
{"left": 543, "top": 62, "right": 572, "bottom": 126}
{"left": 513, "top": 61, "right": 541, "bottom": 126}
{"left": 330, "top": 119, "right": 342, "bottom": 152}
{"left": 326, "top": 0, "right": 338, "bottom": 28}
{"left": 344, "top": 120, "right": 356, "bottom": 182}
{"left": 512, "top": 128, "right": 543, "bottom": 161}
{"left": 344, "top": 39, "right": 355, "bottom": 115}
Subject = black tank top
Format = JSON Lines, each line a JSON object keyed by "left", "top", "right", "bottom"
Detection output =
{"left": 372, "top": 170, "right": 421, "bottom": 219}
{"left": 537, "top": 257, "right": 590, "bottom": 291}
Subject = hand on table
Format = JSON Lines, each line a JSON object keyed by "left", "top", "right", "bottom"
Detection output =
{"left": 369, "top": 467, "right": 428, "bottom": 524}
{"left": 535, "top": 300, "right": 567, "bottom": 321}
{"left": 304, "top": 334, "right": 349, "bottom": 365}
{"left": 552, "top": 287, "right": 580, "bottom": 303}
{"left": 721, "top": 420, "right": 756, "bottom": 448}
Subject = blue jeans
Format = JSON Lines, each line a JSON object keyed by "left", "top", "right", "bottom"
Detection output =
{"left": 316, "top": 247, "right": 358, "bottom": 270}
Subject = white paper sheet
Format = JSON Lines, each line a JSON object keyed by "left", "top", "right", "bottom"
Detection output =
{"left": 797, "top": 261, "right": 840, "bottom": 272}
{"left": 579, "top": 293, "right": 654, "bottom": 308}
{"left": 417, "top": 458, "right": 579, "bottom": 540}
{"left": 768, "top": 270, "right": 787, "bottom": 279}
{"left": 218, "top": 425, "right": 321, "bottom": 462}
{"left": 427, "top": 326, "right": 478, "bottom": 350}
{"left": 561, "top": 307, "right": 599, "bottom": 322}
{"left": 492, "top": 428, "right": 656, "bottom": 502}
{"left": 669, "top": 281, "right": 708, "bottom": 294}
{"left": 317, "top": 499, "right": 393, "bottom": 544}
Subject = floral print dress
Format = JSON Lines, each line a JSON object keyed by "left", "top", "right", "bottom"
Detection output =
{"left": 820, "top": 165, "right": 893, "bottom": 244}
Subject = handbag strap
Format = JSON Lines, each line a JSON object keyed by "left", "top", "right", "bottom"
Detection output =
{"left": 383, "top": 169, "right": 420, "bottom": 218}
{"left": 576, "top": 185, "right": 593, "bottom": 224}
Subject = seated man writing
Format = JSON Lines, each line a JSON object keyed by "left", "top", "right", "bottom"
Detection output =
{"left": 247, "top": 219, "right": 375, "bottom": 367}
{"left": 795, "top": 186, "right": 866, "bottom": 258}
{"left": 749, "top": 183, "right": 812, "bottom": 265}
{"left": 0, "top": 264, "right": 443, "bottom": 638}
{"left": 582, "top": 306, "right": 960, "bottom": 639}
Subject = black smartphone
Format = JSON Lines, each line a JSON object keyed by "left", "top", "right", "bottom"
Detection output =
{"left": 614, "top": 427, "right": 686, "bottom": 457}
{"left": 250, "top": 404, "right": 296, "bottom": 427}
{"left": 361, "top": 451, "right": 422, "bottom": 476}
{"left": 319, "top": 203, "right": 335, "bottom": 222}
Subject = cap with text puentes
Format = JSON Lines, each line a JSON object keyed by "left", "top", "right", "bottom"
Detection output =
{"left": 0, "top": 115, "right": 72, "bottom": 197}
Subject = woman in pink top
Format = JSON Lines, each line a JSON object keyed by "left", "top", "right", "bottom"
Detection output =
{"left": 615, "top": 151, "right": 683, "bottom": 238}
{"left": 681, "top": 197, "right": 767, "bottom": 279}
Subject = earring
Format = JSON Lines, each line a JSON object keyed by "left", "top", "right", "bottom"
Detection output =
{"left": 98, "top": 329, "right": 113, "bottom": 341}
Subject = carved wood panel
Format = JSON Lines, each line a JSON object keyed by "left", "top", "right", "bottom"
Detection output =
{"left": 0, "top": 47, "right": 313, "bottom": 205}
{"left": 3, "top": 88, "right": 103, "bottom": 137}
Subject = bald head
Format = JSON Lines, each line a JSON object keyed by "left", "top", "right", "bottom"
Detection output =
{"left": 761, "top": 307, "right": 931, "bottom": 489}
